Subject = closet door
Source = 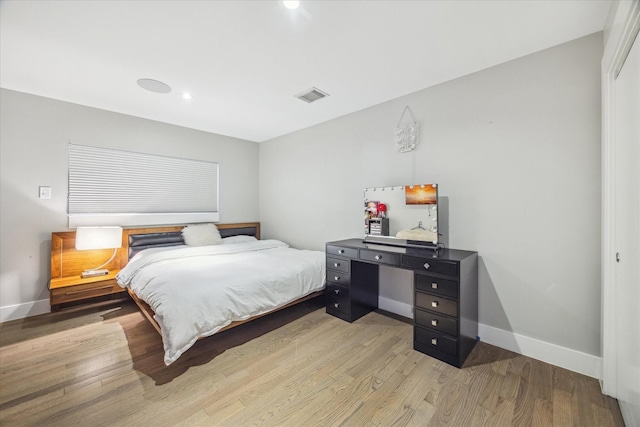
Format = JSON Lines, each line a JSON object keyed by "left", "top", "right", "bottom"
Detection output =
{"left": 613, "top": 32, "right": 640, "bottom": 424}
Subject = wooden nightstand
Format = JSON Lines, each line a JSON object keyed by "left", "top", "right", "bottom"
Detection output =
{"left": 49, "top": 270, "right": 126, "bottom": 312}
{"left": 50, "top": 230, "right": 128, "bottom": 312}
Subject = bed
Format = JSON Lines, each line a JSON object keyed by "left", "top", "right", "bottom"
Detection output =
{"left": 115, "top": 222, "right": 326, "bottom": 365}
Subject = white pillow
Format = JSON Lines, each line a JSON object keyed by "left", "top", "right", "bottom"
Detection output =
{"left": 181, "top": 223, "right": 222, "bottom": 246}
{"left": 222, "top": 235, "right": 258, "bottom": 245}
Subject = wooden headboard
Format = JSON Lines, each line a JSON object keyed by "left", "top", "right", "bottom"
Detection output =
{"left": 51, "top": 222, "right": 260, "bottom": 278}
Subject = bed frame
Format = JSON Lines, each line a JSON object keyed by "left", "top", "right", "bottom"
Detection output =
{"left": 121, "top": 222, "right": 324, "bottom": 337}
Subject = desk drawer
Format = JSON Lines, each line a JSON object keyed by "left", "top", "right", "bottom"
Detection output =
{"left": 326, "top": 284, "right": 350, "bottom": 315}
{"left": 359, "top": 249, "right": 400, "bottom": 266}
{"left": 326, "top": 245, "right": 358, "bottom": 259}
{"left": 415, "top": 274, "right": 458, "bottom": 299}
{"left": 327, "top": 271, "right": 350, "bottom": 286}
{"left": 415, "top": 291, "right": 458, "bottom": 317}
{"left": 415, "top": 308, "right": 458, "bottom": 337}
{"left": 402, "top": 256, "right": 458, "bottom": 276}
{"left": 414, "top": 326, "right": 458, "bottom": 356}
{"left": 327, "top": 257, "right": 350, "bottom": 273}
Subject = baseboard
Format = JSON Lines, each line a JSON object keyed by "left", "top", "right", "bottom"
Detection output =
{"left": 619, "top": 400, "right": 640, "bottom": 427}
{"left": 479, "top": 323, "right": 602, "bottom": 380}
{"left": 0, "top": 299, "right": 51, "bottom": 323}
{"left": 372, "top": 299, "right": 601, "bottom": 379}
{"left": 378, "top": 296, "right": 413, "bottom": 319}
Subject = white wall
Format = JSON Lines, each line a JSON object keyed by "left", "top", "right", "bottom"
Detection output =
{"left": 0, "top": 89, "right": 259, "bottom": 320}
{"left": 260, "top": 34, "right": 603, "bottom": 366}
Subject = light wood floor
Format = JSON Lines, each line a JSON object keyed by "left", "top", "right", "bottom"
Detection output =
{"left": 0, "top": 298, "right": 624, "bottom": 426}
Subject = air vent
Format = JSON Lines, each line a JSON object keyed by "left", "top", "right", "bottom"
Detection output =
{"left": 295, "top": 87, "right": 329, "bottom": 103}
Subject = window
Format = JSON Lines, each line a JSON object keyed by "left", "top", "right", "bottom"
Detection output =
{"left": 68, "top": 144, "right": 219, "bottom": 227}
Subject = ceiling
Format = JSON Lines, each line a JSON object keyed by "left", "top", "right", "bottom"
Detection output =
{"left": 0, "top": 0, "right": 611, "bottom": 143}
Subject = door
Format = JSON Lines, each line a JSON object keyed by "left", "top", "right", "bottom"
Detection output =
{"left": 613, "top": 32, "right": 640, "bottom": 425}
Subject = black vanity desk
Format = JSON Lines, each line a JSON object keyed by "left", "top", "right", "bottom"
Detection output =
{"left": 326, "top": 238, "right": 478, "bottom": 368}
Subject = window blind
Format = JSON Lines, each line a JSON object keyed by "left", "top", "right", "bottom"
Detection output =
{"left": 68, "top": 144, "right": 219, "bottom": 227}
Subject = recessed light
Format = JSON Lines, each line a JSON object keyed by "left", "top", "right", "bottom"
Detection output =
{"left": 137, "top": 78, "right": 171, "bottom": 94}
{"left": 283, "top": 0, "right": 299, "bottom": 10}
{"left": 182, "top": 92, "right": 193, "bottom": 100}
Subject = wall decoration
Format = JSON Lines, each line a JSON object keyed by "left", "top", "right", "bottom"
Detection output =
{"left": 395, "top": 106, "right": 418, "bottom": 153}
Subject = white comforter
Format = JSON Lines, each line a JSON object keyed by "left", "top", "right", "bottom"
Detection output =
{"left": 116, "top": 240, "right": 325, "bottom": 365}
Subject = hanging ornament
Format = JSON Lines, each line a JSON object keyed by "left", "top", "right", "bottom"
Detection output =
{"left": 395, "top": 106, "right": 418, "bottom": 153}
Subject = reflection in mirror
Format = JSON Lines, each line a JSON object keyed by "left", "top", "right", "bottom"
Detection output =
{"left": 363, "top": 184, "right": 438, "bottom": 248}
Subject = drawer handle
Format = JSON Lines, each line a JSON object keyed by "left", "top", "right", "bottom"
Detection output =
{"left": 66, "top": 285, "right": 113, "bottom": 295}
{"left": 334, "top": 276, "right": 340, "bottom": 281}
{"left": 431, "top": 282, "right": 438, "bottom": 289}
{"left": 334, "top": 262, "right": 340, "bottom": 267}
{"left": 374, "top": 255, "right": 382, "bottom": 260}
{"left": 424, "top": 263, "right": 430, "bottom": 270}
{"left": 431, "top": 301, "right": 438, "bottom": 308}
{"left": 431, "top": 338, "right": 438, "bottom": 346}
{"left": 431, "top": 319, "right": 438, "bottom": 326}
{"left": 334, "top": 289, "right": 340, "bottom": 295}
{"left": 338, "top": 249, "right": 345, "bottom": 254}
{"left": 334, "top": 303, "right": 339, "bottom": 309}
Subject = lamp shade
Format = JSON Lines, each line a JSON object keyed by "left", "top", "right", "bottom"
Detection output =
{"left": 75, "top": 226, "right": 123, "bottom": 250}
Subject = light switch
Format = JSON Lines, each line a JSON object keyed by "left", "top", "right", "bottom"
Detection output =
{"left": 39, "top": 186, "right": 51, "bottom": 199}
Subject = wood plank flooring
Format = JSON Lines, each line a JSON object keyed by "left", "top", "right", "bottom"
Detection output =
{"left": 0, "top": 299, "right": 625, "bottom": 426}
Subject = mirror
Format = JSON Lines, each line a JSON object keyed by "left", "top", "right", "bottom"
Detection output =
{"left": 363, "top": 184, "right": 438, "bottom": 248}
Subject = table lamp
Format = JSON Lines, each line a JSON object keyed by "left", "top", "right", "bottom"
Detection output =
{"left": 75, "top": 226, "right": 123, "bottom": 278}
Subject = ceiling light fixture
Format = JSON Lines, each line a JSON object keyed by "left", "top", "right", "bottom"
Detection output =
{"left": 181, "top": 92, "right": 193, "bottom": 100}
{"left": 283, "top": 0, "right": 299, "bottom": 10}
{"left": 137, "top": 78, "right": 171, "bottom": 94}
